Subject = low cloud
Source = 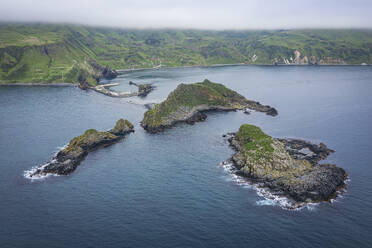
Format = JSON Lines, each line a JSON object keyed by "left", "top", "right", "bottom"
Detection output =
{"left": 1, "top": 0, "right": 371, "bottom": 29}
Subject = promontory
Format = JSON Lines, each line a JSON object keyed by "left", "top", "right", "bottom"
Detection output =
{"left": 226, "top": 124, "right": 347, "bottom": 206}
{"left": 27, "top": 119, "right": 134, "bottom": 178}
{"left": 141, "top": 79, "right": 278, "bottom": 133}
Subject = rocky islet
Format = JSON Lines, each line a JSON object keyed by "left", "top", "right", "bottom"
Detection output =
{"left": 27, "top": 79, "right": 347, "bottom": 209}
{"left": 141, "top": 79, "right": 278, "bottom": 133}
{"left": 225, "top": 124, "right": 347, "bottom": 205}
{"left": 27, "top": 119, "right": 134, "bottom": 177}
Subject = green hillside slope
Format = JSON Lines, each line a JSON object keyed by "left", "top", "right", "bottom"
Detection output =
{"left": 1, "top": 23, "right": 372, "bottom": 84}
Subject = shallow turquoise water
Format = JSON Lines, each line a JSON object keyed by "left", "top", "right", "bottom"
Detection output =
{"left": 1, "top": 65, "right": 372, "bottom": 247}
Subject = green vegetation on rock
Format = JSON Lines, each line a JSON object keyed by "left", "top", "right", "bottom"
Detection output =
{"left": 64, "top": 129, "right": 117, "bottom": 153}
{"left": 142, "top": 79, "right": 249, "bottom": 130}
{"left": 28, "top": 119, "right": 134, "bottom": 177}
{"left": 235, "top": 124, "right": 274, "bottom": 153}
{"left": 232, "top": 124, "right": 312, "bottom": 180}
{"left": 110, "top": 118, "right": 134, "bottom": 135}
{"left": 142, "top": 79, "right": 277, "bottom": 132}
{"left": 229, "top": 124, "right": 347, "bottom": 203}
{"left": 1, "top": 23, "right": 372, "bottom": 84}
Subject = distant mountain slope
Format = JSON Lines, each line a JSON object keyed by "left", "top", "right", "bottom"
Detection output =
{"left": 1, "top": 24, "right": 372, "bottom": 84}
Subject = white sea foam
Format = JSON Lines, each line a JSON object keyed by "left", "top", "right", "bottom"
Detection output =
{"left": 23, "top": 162, "right": 59, "bottom": 180}
{"left": 23, "top": 144, "right": 67, "bottom": 181}
{"left": 220, "top": 160, "right": 346, "bottom": 211}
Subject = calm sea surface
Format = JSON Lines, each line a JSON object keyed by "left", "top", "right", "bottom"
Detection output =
{"left": 1, "top": 65, "right": 371, "bottom": 247}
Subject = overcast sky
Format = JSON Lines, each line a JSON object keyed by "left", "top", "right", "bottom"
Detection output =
{"left": 1, "top": 0, "right": 371, "bottom": 29}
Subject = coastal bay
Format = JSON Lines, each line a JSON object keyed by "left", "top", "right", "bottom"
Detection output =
{"left": 1, "top": 65, "right": 372, "bottom": 247}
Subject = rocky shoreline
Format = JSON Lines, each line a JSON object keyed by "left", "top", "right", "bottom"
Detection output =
{"left": 141, "top": 79, "right": 278, "bottom": 133}
{"left": 26, "top": 119, "right": 134, "bottom": 178}
{"left": 116, "top": 63, "right": 371, "bottom": 74}
{"left": 224, "top": 125, "right": 347, "bottom": 206}
{"left": 129, "top": 81, "right": 156, "bottom": 97}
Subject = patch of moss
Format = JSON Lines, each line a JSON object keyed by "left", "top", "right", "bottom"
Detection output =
{"left": 110, "top": 119, "right": 134, "bottom": 135}
{"left": 233, "top": 124, "right": 314, "bottom": 180}
{"left": 235, "top": 124, "right": 274, "bottom": 153}
{"left": 116, "top": 119, "right": 133, "bottom": 130}
{"left": 64, "top": 128, "right": 117, "bottom": 153}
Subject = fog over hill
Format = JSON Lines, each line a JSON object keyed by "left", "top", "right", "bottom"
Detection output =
{"left": 1, "top": 0, "right": 372, "bottom": 29}
{"left": 1, "top": 1, "right": 372, "bottom": 85}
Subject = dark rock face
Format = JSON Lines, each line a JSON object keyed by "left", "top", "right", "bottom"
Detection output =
{"left": 243, "top": 109, "right": 251, "bottom": 115}
{"left": 275, "top": 164, "right": 347, "bottom": 203}
{"left": 127, "top": 81, "right": 155, "bottom": 97}
{"left": 102, "top": 65, "right": 118, "bottom": 79}
{"left": 28, "top": 119, "right": 134, "bottom": 177}
{"left": 266, "top": 107, "right": 278, "bottom": 116}
{"left": 185, "top": 111, "right": 207, "bottom": 125}
{"left": 137, "top": 84, "right": 155, "bottom": 97}
{"left": 78, "top": 74, "right": 90, "bottom": 90}
{"left": 226, "top": 125, "right": 347, "bottom": 205}
{"left": 278, "top": 138, "right": 334, "bottom": 165}
{"left": 144, "top": 103, "right": 156, "bottom": 110}
{"left": 88, "top": 60, "right": 118, "bottom": 81}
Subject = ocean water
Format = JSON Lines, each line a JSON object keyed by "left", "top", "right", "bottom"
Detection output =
{"left": 0, "top": 65, "right": 372, "bottom": 247}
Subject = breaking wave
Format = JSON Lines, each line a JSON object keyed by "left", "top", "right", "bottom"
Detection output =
{"left": 220, "top": 160, "right": 347, "bottom": 210}
{"left": 23, "top": 144, "right": 68, "bottom": 181}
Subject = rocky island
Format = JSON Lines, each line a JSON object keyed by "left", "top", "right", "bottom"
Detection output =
{"left": 137, "top": 84, "right": 155, "bottom": 97}
{"left": 225, "top": 124, "right": 347, "bottom": 206}
{"left": 141, "top": 79, "right": 278, "bottom": 133}
{"left": 27, "top": 119, "right": 134, "bottom": 178}
{"left": 129, "top": 81, "right": 156, "bottom": 97}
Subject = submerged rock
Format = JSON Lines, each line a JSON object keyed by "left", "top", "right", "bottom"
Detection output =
{"left": 27, "top": 119, "right": 134, "bottom": 177}
{"left": 226, "top": 124, "right": 347, "bottom": 204}
{"left": 144, "top": 103, "right": 156, "bottom": 110}
{"left": 243, "top": 108, "right": 251, "bottom": 115}
{"left": 141, "top": 79, "right": 278, "bottom": 133}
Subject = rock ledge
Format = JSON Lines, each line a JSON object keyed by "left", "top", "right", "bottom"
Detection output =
{"left": 27, "top": 119, "right": 134, "bottom": 177}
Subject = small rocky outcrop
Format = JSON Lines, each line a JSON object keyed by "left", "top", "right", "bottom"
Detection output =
{"left": 144, "top": 103, "right": 156, "bottom": 110}
{"left": 78, "top": 74, "right": 91, "bottom": 90}
{"left": 128, "top": 81, "right": 155, "bottom": 97}
{"left": 138, "top": 84, "right": 155, "bottom": 97}
{"left": 109, "top": 119, "right": 134, "bottom": 135}
{"left": 88, "top": 60, "right": 118, "bottom": 81}
{"left": 27, "top": 119, "right": 134, "bottom": 177}
{"left": 226, "top": 124, "right": 347, "bottom": 204}
{"left": 102, "top": 65, "right": 118, "bottom": 79}
{"left": 141, "top": 79, "right": 278, "bottom": 133}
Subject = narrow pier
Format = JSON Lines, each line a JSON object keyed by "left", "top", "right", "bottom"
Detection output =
{"left": 93, "top": 83, "right": 138, "bottom": 98}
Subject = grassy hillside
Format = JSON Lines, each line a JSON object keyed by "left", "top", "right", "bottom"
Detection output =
{"left": 142, "top": 79, "right": 249, "bottom": 128}
{"left": 1, "top": 23, "right": 372, "bottom": 84}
